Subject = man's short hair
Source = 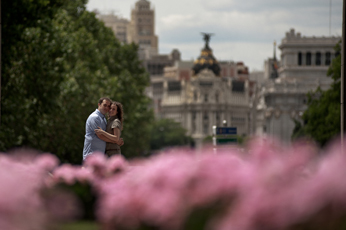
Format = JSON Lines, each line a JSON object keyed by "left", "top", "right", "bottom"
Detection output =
{"left": 98, "top": 97, "right": 111, "bottom": 105}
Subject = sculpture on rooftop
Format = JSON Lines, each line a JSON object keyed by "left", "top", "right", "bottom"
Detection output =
{"left": 201, "top": 32, "right": 214, "bottom": 49}
{"left": 192, "top": 32, "right": 220, "bottom": 76}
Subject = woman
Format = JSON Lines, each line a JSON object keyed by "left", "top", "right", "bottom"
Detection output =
{"left": 95, "top": 101, "right": 124, "bottom": 156}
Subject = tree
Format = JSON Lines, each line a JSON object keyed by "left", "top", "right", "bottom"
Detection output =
{"left": 292, "top": 41, "right": 341, "bottom": 146}
{"left": 149, "top": 118, "right": 194, "bottom": 152}
{"left": 1, "top": 0, "right": 154, "bottom": 163}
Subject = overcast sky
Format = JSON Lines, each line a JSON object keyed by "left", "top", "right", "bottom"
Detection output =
{"left": 86, "top": 0, "right": 343, "bottom": 72}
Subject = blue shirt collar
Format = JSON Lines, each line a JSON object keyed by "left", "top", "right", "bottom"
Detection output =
{"left": 95, "top": 109, "right": 106, "bottom": 119}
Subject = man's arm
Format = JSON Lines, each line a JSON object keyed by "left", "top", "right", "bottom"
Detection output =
{"left": 88, "top": 115, "right": 104, "bottom": 135}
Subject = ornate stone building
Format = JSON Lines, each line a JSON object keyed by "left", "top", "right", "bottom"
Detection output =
{"left": 255, "top": 28, "right": 340, "bottom": 143}
{"left": 160, "top": 35, "right": 252, "bottom": 148}
{"left": 150, "top": 53, "right": 253, "bottom": 119}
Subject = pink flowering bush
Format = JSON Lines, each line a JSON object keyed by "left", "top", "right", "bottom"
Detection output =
{"left": 50, "top": 153, "right": 128, "bottom": 220}
{"left": 0, "top": 150, "right": 80, "bottom": 230}
{"left": 2, "top": 138, "right": 346, "bottom": 230}
{"left": 95, "top": 138, "right": 346, "bottom": 230}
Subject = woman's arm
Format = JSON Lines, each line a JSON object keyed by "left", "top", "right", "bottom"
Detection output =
{"left": 97, "top": 132, "right": 124, "bottom": 146}
{"left": 111, "top": 127, "right": 124, "bottom": 146}
{"left": 95, "top": 131, "right": 116, "bottom": 143}
{"left": 95, "top": 127, "right": 123, "bottom": 145}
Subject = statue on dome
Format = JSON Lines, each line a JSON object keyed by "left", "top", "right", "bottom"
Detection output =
{"left": 201, "top": 32, "right": 214, "bottom": 49}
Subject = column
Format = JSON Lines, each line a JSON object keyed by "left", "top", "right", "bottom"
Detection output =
{"left": 311, "top": 52, "right": 316, "bottom": 66}
{"left": 321, "top": 52, "right": 325, "bottom": 66}
{"left": 209, "top": 111, "right": 213, "bottom": 134}
{"left": 197, "top": 111, "right": 202, "bottom": 134}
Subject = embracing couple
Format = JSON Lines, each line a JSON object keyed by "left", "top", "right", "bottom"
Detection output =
{"left": 82, "top": 97, "right": 124, "bottom": 161}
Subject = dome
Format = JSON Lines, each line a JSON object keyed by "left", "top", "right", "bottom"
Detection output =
{"left": 192, "top": 33, "right": 220, "bottom": 76}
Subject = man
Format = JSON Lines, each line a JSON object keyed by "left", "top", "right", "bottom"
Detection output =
{"left": 83, "top": 97, "right": 111, "bottom": 160}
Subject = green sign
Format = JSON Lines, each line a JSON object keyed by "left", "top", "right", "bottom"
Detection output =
{"left": 213, "top": 137, "right": 237, "bottom": 145}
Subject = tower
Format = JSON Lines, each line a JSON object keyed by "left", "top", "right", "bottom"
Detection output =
{"left": 127, "top": 0, "right": 158, "bottom": 59}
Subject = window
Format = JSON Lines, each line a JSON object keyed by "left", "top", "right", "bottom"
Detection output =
{"left": 203, "top": 112, "right": 209, "bottom": 134}
{"left": 192, "top": 112, "right": 196, "bottom": 120}
{"left": 153, "top": 82, "right": 163, "bottom": 96}
{"left": 204, "top": 94, "right": 208, "bottom": 102}
{"left": 306, "top": 52, "right": 311, "bottom": 65}
{"left": 194, "top": 91, "right": 198, "bottom": 102}
{"left": 232, "top": 80, "right": 245, "bottom": 92}
{"left": 315, "top": 52, "right": 321, "bottom": 66}
{"left": 192, "top": 112, "right": 196, "bottom": 132}
{"left": 203, "top": 113, "right": 208, "bottom": 121}
{"left": 199, "top": 82, "right": 213, "bottom": 87}
{"left": 298, "top": 52, "right": 302, "bottom": 66}
{"left": 325, "top": 52, "right": 331, "bottom": 65}
{"left": 203, "top": 124, "right": 208, "bottom": 134}
{"left": 168, "top": 81, "right": 181, "bottom": 91}
{"left": 215, "top": 92, "right": 219, "bottom": 103}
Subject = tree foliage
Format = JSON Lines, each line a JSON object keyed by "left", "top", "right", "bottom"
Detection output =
{"left": 1, "top": 0, "right": 154, "bottom": 163}
{"left": 292, "top": 41, "right": 341, "bottom": 146}
{"left": 149, "top": 118, "right": 193, "bottom": 151}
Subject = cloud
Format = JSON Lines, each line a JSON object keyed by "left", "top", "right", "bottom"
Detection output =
{"left": 159, "top": 10, "right": 289, "bottom": 44}
{"left": 161, "top": 14, "right": 197, "bottom": 27}
{"left": 201, "top": 0, "right": 342, "bottom": 13}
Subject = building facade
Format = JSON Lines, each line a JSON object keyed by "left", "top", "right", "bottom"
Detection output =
{"left": 160, "top": 36, "right": 252, "bottom": 148}
{"left": 255, "top": 28, "right": 340, "bottom": 143}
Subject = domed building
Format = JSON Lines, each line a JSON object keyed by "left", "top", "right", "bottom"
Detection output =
{"left": 192, "top": 33, "right": 221, "bottom": 76}
{"left": 160, "top": 34, "right": 252, "bottom": 148}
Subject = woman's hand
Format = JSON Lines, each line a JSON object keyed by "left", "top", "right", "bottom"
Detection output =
{"left": 117, "top": 138, "right": 124, "bottom": 146}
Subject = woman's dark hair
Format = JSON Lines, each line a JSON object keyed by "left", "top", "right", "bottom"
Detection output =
{"left": 112, "top": 101, "right": 123, "bottom": 130}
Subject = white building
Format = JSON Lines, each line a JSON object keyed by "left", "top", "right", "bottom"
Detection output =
{"left": 255, "top": 28, "right": 340, "bottom": 143}
{"left": 160, "top": 37, "right": 252, "bottom": 148}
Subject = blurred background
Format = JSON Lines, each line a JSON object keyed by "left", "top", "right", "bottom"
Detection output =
{"left": 1, "top": 0, "right": 343, "bottom": 163}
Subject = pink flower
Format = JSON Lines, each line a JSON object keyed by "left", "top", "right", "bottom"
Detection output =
{"left": 106, "top": 154, "right": 128, "bottom": 175}
{"left": 52, "top": 164, "right": 94, "bottom": 185}
{"left": 34, "top": 153, "right": 60, "bottom": 172}
{"left": 83, "top": 152, "right": 108, "bottom": 178}
{"left": 0, "top": 152, "right": 57, "bottom": 229}
{"left": 53, "top": 164, "right": 79, "bottom": 185}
